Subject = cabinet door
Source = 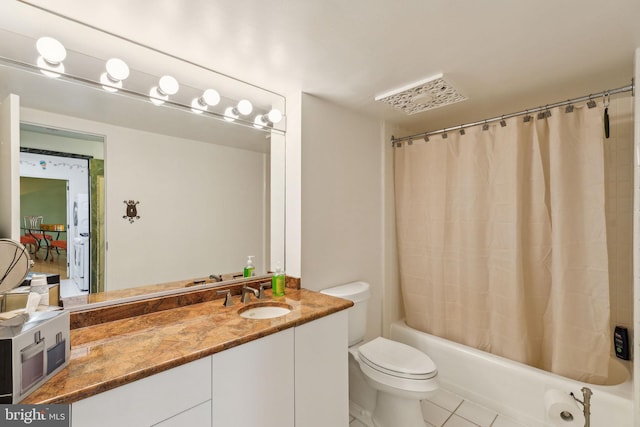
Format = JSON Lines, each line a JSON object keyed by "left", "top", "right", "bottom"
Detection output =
{"left": 72, "top": 356, "right": 211, "bottom": 427}
{"left": 295, "top": 310, "right": 349, "bottom": 427}
{"left": 153, "top": 400, "right": 211, "bottom": 427}
{"left": 212, "top": 329, "right": 294, "bottom": 427}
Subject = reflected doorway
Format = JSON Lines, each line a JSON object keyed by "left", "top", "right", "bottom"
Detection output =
{"left": 19, "top": 124, "right": 105, "bottom": 295}
{"left": 20, "top": 176, "right": 69, "bottom": 278}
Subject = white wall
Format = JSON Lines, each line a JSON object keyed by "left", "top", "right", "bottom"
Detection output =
{"left": 604, "top": 94, "right": 635, "bottom": 335}
{"left": 633, "top": 46, "right": 640, "bottom": 427}
{"left": 285, "top": 92, "right": 302, "bottom": 278}
{"left": 20, "top": 130, "right": 104, "bottom": 159}
{"left": 0, "top": 95, "right": 20, "bottom": 240}
{"left": 20, "top": 108, "right": 268, "bottom": 291}
{"left": 300, "top": 94, "right": 384, "bottom": 340}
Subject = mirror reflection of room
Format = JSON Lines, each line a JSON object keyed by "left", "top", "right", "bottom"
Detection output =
{"left": 0, "top": 23, "right": 284, "bottom": 304}
{"left": 19, "top": 125, "right": 105, "bottom": 298}
{"left": 20, "top": 177, "right": 67, "bottom": 273}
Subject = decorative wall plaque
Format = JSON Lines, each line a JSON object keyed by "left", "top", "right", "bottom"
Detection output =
{"left": 123, "top": 200, "right": 140, "bottom": 223}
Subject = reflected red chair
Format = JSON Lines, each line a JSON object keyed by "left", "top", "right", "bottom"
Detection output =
{"left": 20, "top": 235, "right": 38, "bottom": 258}
{"left": 23, "top": 215, "right": 53, "bottom": 255}
{"left": 49, "top": 240, "right": 67, "bottom": 262}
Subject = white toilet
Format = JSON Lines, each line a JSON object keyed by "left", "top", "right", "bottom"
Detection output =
{"left": 321, "top": 282, "right": 438, "bottom": 427}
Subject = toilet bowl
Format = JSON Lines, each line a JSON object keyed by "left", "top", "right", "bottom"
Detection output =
{"left": 357, "top": 337, "right": 438, "bottom": 426}
{"left": 321, "top": 282, "right": 439, "bottom": 427}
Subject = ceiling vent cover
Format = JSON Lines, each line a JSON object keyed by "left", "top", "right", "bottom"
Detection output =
{"left": 375, "top": 74, "right": 467, "bottom": 115}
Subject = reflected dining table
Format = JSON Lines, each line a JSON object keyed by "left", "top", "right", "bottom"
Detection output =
{"left": 21, "top": 223, "right": 66, "bottom": 261}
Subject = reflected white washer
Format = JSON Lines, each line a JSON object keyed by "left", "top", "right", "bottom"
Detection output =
{"left": 72, "top": 236, "right": 89, "bottom": 291}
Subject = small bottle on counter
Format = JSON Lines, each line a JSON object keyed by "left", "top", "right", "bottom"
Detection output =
{"left": 271, "top": 263, "right": 285, "bottom": 296}
{"left": 30, "top": 274, "right": 49, "bottom": 307}
{"left": 243, "top": 256, "right": 255, "bottom": 277}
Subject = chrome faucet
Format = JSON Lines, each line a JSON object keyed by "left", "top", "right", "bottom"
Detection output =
{"left": 241, "top": 285, "right": 259, "bottom": 303}
{"left": 258, "top": 282, "right": 271, "bottom": 299}
{"left": 216, "top": 289, "right": 234, "bottom": 307}
{"left": 209, "top": 274, "right": 223, "bottom": 282}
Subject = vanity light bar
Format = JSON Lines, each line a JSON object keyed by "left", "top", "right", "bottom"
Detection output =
{"left": 31, "top": 35, "right": 282, "bottom": 131}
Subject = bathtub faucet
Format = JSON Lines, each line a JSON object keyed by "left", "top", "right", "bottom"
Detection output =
{"left": 570, "top": 387, "right": 592, "bottom": 427}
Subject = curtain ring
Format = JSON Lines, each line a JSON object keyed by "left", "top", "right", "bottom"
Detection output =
{"left": 603, "top": 91, "right": 610, "bottom": 108}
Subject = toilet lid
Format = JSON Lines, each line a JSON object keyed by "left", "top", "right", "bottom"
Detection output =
{"left": 358, "top": 337, "right": 437, "bottom": 380}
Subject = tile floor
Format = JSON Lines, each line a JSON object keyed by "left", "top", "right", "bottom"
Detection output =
{"left": 60, "top": 278, "right": 87, "bottom": 298}
{"left": 349, "top": 388, "right": 526, "bottom": 427}
{"left": 29, "top": 247, "right": 88, "bottom": 298}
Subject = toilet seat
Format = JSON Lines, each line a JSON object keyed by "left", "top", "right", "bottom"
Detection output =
{"left": 358, "top": 337, "right": 437, "bottom": 380}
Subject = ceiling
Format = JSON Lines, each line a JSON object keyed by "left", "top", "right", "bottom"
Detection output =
{"left": 6, "top": 0, "right": 640, "bottom": 136}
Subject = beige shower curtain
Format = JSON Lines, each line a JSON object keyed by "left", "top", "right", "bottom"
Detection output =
{"left": 395, "top": 104, "right": 610, "bottom": 383}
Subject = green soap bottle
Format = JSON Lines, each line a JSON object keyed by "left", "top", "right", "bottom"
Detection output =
{"left": 271, "top": 263, "right": 285, "bottom": 296}
{"left": 243, "top": 256, "right": 255, "bottom": 277}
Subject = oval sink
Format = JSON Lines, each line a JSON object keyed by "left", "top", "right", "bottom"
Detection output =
{"left": 239, "top": 303, "right": 292, "bottom": 319}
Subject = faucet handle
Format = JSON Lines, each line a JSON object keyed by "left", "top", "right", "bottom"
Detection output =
{"left": 241, "top": 285, "right": 259, "bottom": 303}
{"left": 258, "top": 282, "right": 271, "bottom": 299}
{"left": 216, "top": 289, "right": 233, "bottom": 307}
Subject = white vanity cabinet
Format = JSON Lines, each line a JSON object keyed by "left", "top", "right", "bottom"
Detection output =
{"left": 294, "top": 310, "right": 349, "bottom": 427}
{"left": 70, "top": 309, "right": 348, "bottom": 427}
{"left": 212, "top": 328, "right": 295, "bottom": 427}
{"left": 71, "top": 356, "right": 212, "bottom": 427}
{"left": 211, "top": 311, "right": 348, "bottom": 427}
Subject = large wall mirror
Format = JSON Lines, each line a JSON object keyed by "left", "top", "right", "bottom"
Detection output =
{"left": 0, "top": 5, "right": 286, "bottom": 298}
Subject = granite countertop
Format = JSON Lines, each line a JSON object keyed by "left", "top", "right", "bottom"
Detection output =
{"left": 23, "top": 288, "right": 352, "bottom": 404}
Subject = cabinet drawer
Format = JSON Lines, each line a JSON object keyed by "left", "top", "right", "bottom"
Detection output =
{"left": 72, "top": 357, "right": 211, "bottom": 427}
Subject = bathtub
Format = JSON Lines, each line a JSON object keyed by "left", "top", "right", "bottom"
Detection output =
{"left": 389, "top": 320, "right": 633, "bottom": 427}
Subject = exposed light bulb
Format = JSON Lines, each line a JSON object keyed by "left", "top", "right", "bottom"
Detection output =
{"left": 149, "top": 75, "right": 178, "bottom": 105}
{"left": 100, "top": 73, "right": 121, "bottom": 92}
{"left": 149, "top": 87, "right": 167, "bottom": 106}
{"left": 106, "top": 58, "right": 130, "bottom": 81}
{"left": 36, "top": 56, "right": 64, "bottom": 78}
{"left": 267, "top": 109, "right": 283, "bottom": 124}
{"left": 36, "top": 37, "right": 66, "bottom": 64}
{"left": 158, "top": 75, "right": 179, "bottom": 95}
{"left": 224, "top": 106, "right": 238, "bottom": 122}
{"left": 36, "top": 36, "right": 66, "bottom": 78}
{"left": 237, "top": 99, "right": 252, "bottom": 115}
{"left": 100, "top": 58, "right": 129, "bottom": 92}
{"left": 253, "top": 108, "right": 283, "bottom": 129}
{"left": 191, "top": 89, "right": 220, "bottom": 114}
{"left": 253, "top": 114, "right": 267, "bottom": 129}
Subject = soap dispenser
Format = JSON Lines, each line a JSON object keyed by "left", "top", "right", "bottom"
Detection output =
{"left": 243, "top": 256, "right": 255, "bottom": 278}
{"left": 271, "top": 263, "right": 285, "bottom": 296}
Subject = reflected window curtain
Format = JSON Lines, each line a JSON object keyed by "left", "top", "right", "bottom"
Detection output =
{"left": 394, "top": 104, "right": 610, "bottom": 383}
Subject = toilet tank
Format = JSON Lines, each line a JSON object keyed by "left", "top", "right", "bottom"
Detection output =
{"left": 321, "top": 281, "right": 370, "bottom": 346}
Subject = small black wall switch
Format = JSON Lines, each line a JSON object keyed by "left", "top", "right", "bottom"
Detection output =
{"left": 614, "top": 326, "right": 630, "bottom": 360}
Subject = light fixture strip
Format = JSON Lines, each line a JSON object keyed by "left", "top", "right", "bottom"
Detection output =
{"left": 2, "top": 54, "right": 283, "bottom": 134}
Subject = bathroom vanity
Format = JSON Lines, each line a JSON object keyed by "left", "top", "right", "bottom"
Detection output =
{"left": 22, "top": 285, "right": 352, "bottom": 427}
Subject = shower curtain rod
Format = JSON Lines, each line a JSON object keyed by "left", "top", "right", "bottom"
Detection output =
{"left": 391, "top": 80, "right": 635, "bottom": 146}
